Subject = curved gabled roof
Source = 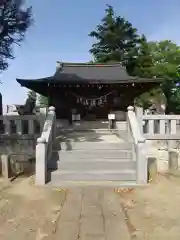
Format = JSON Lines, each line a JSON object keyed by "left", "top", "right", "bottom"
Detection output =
{"left": 17, "top": 61, "right": 163, "bottom": 89}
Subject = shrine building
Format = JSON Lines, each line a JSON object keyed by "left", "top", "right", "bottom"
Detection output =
{"left": 16, "top": 62, "right": 162, "bottom": 120}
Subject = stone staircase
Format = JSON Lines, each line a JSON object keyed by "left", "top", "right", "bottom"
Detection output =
{"left": 49, "top": 129, "right": 137, "bottom": 187}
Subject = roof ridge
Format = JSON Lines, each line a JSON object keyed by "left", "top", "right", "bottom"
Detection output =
{"left": 56, "top": 61, "right": 123, "bottom": 67}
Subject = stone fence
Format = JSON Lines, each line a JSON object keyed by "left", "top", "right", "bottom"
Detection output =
{"left": 135, "top": 107, "right": 180, "bottom": 140}
{"left": 135, "top": 107, "right": 180, "bottom": 173}
{"left": 0, "top": 111, "right": 47, "bottom": 178}
{"left": 0, "top": 115, "right": 43, "bottom": 136}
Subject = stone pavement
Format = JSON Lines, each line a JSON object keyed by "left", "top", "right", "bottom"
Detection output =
{"left": 55, "top": 187, "right": 130, "bottom": 240}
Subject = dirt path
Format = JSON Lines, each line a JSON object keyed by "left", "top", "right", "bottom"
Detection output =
{"left": 0, "top": 177, "right": 66, "bottom": 240}
{"left": 116, "top": 174, "right": 180, "bottom": 240}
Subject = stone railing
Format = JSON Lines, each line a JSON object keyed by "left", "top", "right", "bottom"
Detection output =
{"left": 0, "top": 115, "right": 43, "bottom": 137}
{"left": 36, "top": 106, "right": 56, "bottom": 185}
{"left": 0, "top": 113, "right": 46, "bottom": 179}
{"left": 135, "top": 107, "right": 180, "bottom": 141}
{"left": 134, "top": 107, "right": 180, "bottom": 173}
{"left": 142, "top": 114, "right": 180, "bottom": 140}
{"left": 127, "top": 106, "right": 147, "bottom": 184}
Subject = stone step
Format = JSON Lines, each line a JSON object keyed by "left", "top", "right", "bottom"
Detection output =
{"left": 59, "top": 142, "right": 132, "bottom": 151}
{"left": 51, "top": 169, "right": 136, "bottom": 182}
{"left": 57, "top": 160, "right": 135, "bottom": 171}
{"left": 47, "top": 180, "right": 139, "bottom": 188}
{"left": 69, "top": 121, "right": 109, "bottom": 130}
{"left": 58, "top": 149, "right": 132, "bottom": 159}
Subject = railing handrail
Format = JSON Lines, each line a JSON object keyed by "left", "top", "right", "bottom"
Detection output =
{"left": 127, "top": 106, "right": 145, "bottom": 144}
{"left": 143, "top": 115, "right": 180, "bottom": 120}
{"left": 0, "top": 113, "right": 44, "bottom": 136}
{"left": 39, "top": 108, "right": 55, "bottom": 143}
{"left": 144, "top": 134, "right": 180, "bottom": 140}
{"left": 35, "top": 106, "right": 56, "bottom": 185}
{"left": 0, "top": 115, "right": 40, "bottom": 120}
{"left": 127, "top": 106, "right": 147, "bottom": 184}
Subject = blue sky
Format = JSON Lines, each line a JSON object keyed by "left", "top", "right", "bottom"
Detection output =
{"left": 1, "top": 0, "right": 180, "bottom": 110}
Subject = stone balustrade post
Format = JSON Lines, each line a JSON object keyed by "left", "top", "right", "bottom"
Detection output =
{"left": 135, "top": 106, "right": 143, "bottom": 133}
{"left": 168, "top": 150, "right": 178, "bottom": 171}
{"left": 169, "top": 120, "right": 177, "bottom": 150}
{"left": 1, "top": 154, "right": 10, "bottom": 179}
{"left": 127, "top": 106, "right": 134, "bottom": 139}
{"left": 147, "top": 157, "right": 157, "bottom": 182}
{"left": 137, "top": 141, "right": 147, "bottom": 184}
{"left": 16, "top": 120, "right": 22, "bottom": 135}
{"left": 48, "top": 106, "right": 56, "bottom": 141}
{"left": 4, "top": 118, "right": 11, "bottom": 135}
{"left": 35, "top": 137, "right": 47, "bottom": 185}
{"left": 28, "top": 119, "right": 35, "bottom": 135}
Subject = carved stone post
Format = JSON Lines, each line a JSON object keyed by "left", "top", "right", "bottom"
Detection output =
{"left": 1, "top": 154, "right": 10, "bottom": 179}
{"left": 137, "top": 140, "right": 147, "bottom": 184}
{"left": 35, "top": 137, "right": 47, "bottom": 185}
{"left": 135, "top": 106, "right": 143, "bottom": 133}
{"left": 168, "top": 150, "right": 178, "bottom": 172}
{"left": 147, "top": 157, "right": 157, "bottom": 182}
{"left": 48, "top": 106, "right": 56, "bottom": 141}
{"left": 169, "top": 120, "right": 177, "bottom": 150}
{"left": 127, "top": 106, "right": 134, "bottom": 139}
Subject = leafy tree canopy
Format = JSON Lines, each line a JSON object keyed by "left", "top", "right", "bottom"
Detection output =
{"left": 0, "top": 0, "right": 33, "bottom": 72}
{"left": 89, "top": 4, "right": 140, "bottom": 65}
{"left": 136, "top": 41, "right": 180, "bottom": 113}
{"left": 37, "top": 94, "right": 49, "bottom": 107}
{"left": 89, "top": 5, "right": 180, "bottom": 113}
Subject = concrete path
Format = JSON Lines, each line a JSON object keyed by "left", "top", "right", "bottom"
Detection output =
{"left": 55, "top": 188, "right": 130, "bottom": 240}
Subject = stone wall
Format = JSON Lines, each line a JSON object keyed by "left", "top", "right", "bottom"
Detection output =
{"left": 146, "top": 140, "right": 180, "bottom": 173}
{"left": 0, "top": 137, "right": 36, "bottom": 177}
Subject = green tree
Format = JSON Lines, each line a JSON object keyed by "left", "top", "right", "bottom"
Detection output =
{"left": 148, "top": 41, "right": 180, "bottom": 113}
{"left": 0, "top": 0, "right": 32, "bottom": 72}
{"left": 89, "top": 5, "right": 180, "bottom": 113}
{"left": 127, "top": 35, "right": 154, "bottom": 77}
{"left": 89, "top": 5, "right": 160, "bottom": 109}
{"left": 131, "top": 37, "right": 162, "bottom": 108}
{"left": 89, "top": 4, "right": 140, "bottom": 65}
{"left": 134, "top": 40, "right": 180, "bottom": 113}
{"left": 38, "top": 94, "right": 49, "bottom": 107}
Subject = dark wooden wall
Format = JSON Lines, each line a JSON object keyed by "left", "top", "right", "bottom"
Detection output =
{"left": 49, "top": 84, "right": 135, "bottom": 119}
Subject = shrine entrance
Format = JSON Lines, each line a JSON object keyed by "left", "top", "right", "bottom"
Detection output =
{"left": 81, "top": 105, "right": 109, "bottom": 121}
{"left": 67, "top": 90, "right": 113, "bottom": 120}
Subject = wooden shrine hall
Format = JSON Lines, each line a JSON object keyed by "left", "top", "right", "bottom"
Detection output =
{"left": 16, "top": 62, "right": 162, "bottom": 120}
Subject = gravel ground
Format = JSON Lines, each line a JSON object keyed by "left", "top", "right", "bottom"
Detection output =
{"left": 116, "top": 173, "right": 180, "bottom": 240}
{"left": 0, "top": 176, "right": 67, "bottom": 240}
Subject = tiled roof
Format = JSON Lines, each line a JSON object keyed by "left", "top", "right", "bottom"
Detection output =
{"left": 53, "top": 62, "right": 137, "bottom": 82}
{"left": 16, "top": 62, "right": 162, "bottom": 86}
